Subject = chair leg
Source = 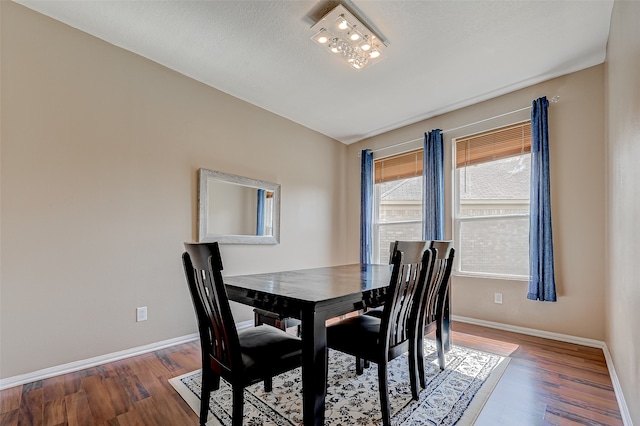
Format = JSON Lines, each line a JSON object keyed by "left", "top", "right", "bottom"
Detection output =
{"left": 264, "top": 377, "right": 273, "bottom": 392}
{"left": 435, "top": 319, "right": 446, "bottom": 370}
{"left": 408, "top": 338, "right": 420, "bottom": 400}
{"left": 211, "top": 374, "right": 220, "bottom": 391}
{"left": 378, "top": 361, "right": 391, "bottom": 426}
{"left": 356, "top": 356, "right": 364, "bottom": 375}
{"left": 199, "top": 369, "right": 214, "bottom": 425}
{"left": 442, "top": 291, "right": 451, "bottom": 352}
{"left": 231, "top": 385, "right": 244, "bottom": 426}
{"left": 417, "top": 327, "right": 426, "bottom": 388}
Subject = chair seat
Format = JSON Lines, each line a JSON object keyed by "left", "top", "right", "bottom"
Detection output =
{"left": 327, "top": 315, "right": 382, "bottom": 360}
{"left": 238, "top": 325, "right": 302, "bottom": 378}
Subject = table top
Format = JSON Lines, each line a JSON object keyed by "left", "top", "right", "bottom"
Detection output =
{"left": 224, "top": 263, "right": 392, "bottom": 303}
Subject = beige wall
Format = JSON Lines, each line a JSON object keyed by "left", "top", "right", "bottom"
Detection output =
{"left": 0, "top": 2, "right": 347, "bottom": 378}
{"left": 605, "top": 1, "right": 640, "bottom": 423}
{"left": 348, "top": 65, "right": 606, "bottom": 340}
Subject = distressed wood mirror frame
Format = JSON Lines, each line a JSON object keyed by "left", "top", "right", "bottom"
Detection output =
{"left": 198, "top": 168, "right": 280, "bottom": 245}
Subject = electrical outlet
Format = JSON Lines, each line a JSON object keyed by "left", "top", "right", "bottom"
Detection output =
{"left": 136, "top": 306, "right": 147, "bottom": 322}
{"left": 494, "top": 293, "right": 503, "bottom": 304}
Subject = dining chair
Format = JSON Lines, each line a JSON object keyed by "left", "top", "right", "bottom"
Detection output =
{"left": 182, "top": 242, "right": 302, "bottom": 426}
{"left": 416, "top": 241, "right": 455, "bottom": 384}
{"left": 326, "top": 246, "right": 434, "bottom": 426}
{"left": 368, "top": 241, "right": 455, "bottom": 371}
{"left": 362, "top": 241, "right": 432, "bottom": 370}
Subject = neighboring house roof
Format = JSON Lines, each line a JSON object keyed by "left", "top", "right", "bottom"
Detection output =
{"left": 380, "top": 178, "right": 422, "bottom": 201}
{"left": 460, "top": 155, "right": 530, "bottom": 200}
{"left": 379, "top": 155, "right": 530, "bottom": 201}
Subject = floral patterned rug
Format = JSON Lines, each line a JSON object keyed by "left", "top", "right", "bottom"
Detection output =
{"left": 169, "top": 339, "right": 509, "bottom": 426}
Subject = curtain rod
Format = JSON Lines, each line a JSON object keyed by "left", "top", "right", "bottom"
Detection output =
{"left": 370, "top": 96, "right": 559, "bottom": 154}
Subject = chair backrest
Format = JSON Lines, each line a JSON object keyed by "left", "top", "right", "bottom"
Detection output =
{"left": 420, "top": 241, "right": 455, "bottom": 327}
{"left": 388, "top": 240, "right": 432, "bottom": 265}
{"left": 182, "top": 242, "right": 241, "bottom": 376}
{"left": 379, "top": 243, "right": 434, "bottom": 358}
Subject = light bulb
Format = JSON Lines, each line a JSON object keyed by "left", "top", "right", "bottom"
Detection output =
{"left": 317, "top": 35, "right": 328, "bottom": 44}
{"left": 338, "top": 18, "right": 348, "bottom": 30}
{"left": 369, "top": 49, "right": 380, "bottom": 58}
{"left": 350, "top": 33, "right": 360, "bottom": 41}
{"left": 361, "top": 35, "right": 371, "bottom": 51}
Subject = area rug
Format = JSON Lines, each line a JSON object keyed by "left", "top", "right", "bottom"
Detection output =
{"left": 170, "top": 339, "right": 509, "bottom": 426}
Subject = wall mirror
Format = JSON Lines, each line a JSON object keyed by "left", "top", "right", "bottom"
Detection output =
{"left": 198, "top": 168, "right": 280, "bottom": 244}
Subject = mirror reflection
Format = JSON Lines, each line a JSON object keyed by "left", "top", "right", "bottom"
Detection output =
{"left": 198, "top": 169, "right": 280, "bottom": 244}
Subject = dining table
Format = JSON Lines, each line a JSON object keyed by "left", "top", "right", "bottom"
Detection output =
{"left": 223, "top": 263, "right": 451, "bottom": 426}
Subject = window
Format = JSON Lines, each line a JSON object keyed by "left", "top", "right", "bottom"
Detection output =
{"left": 453, "top": 121, "right": 531, "bottom": 279}
{"left": 373, "top": 149, "right": 424, "bottom": 263}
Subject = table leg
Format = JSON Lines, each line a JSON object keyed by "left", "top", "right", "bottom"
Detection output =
{"left": 301, "top": 309, "right": 327, "bottom": 426}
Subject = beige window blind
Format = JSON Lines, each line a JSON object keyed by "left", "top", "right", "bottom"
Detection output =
{"left": 455, "top": 121, "right": 531, "bottom": 169}
{"left": 374, "top": 149, "right": 423, "bottom": 184}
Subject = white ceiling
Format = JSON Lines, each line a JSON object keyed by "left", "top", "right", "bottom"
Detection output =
{"left": 14, "top": 0, "right": 614, "bottom": 144}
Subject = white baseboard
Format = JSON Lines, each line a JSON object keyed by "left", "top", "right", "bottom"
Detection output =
{"left": 452, "top": 315, "right": 605, "bottom": 348}
{"left": 601, "top": 345, "right": 634, "bottom": 426}
{"left": 0, "top": 333, "right": 199, "bottom": 391}
{"left": 453, "top": 315, "right": 634, "bottom": 426}
{"left": 0, "top": 320, "right": 256, "bottom": 391}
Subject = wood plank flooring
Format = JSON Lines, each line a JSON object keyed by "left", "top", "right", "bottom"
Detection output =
{"left": 0, "top": 322, "right": 623, "bottom": 425}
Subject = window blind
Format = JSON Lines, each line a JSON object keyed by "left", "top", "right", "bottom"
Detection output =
{"left": 374, "top": 149, "right": 423, "bottom": 184}
{"left": 455, "top": 121, "right": 531, "bottom": 168}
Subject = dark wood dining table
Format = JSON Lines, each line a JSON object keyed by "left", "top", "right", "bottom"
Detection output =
{"left": 223, "top": 263, "right": 451, "bottom": 426}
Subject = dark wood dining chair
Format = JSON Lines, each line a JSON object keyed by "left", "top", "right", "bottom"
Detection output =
{"left": 416, "top": 241, "right": 455, "bottom": 384}
{"left": 363, "top": 241, "right": 432, "bottom": 368}
{"left": 182, "top": 242, "right": 302, "bottom": 426}
{"left": 363, "top": 240, "right": 453, "bottom": 382}
{"left": 326, "top": 246, "right": 434, "bottom": 426}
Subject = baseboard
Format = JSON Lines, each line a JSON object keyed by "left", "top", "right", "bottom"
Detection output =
{"left": 601, "top": 345, "right": 634, "bottom": 426}
{"left": 452, "top": 315, "right": 605, "bottom": 348}
{"left": 453, "top": 315, "right": 634, "bottom": 426}
{"left": 0, "top": 320, "right": 256, "bottom": 391}
{"left": 0, "top": 333, "right": 199, "bottom": 391}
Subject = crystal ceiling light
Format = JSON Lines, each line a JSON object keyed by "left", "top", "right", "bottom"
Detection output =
{"left": 311, "top": 4, "right": 387, "bottom": 70}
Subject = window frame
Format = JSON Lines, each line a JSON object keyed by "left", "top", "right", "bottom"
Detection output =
{"left": 451, "top": 121, "right": 531, "bottom": 281}
{"left": 372, "top": 149, "right": 424, "bottom": 264}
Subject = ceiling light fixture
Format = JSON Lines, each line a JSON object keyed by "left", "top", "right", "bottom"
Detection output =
{"left": 311, "top": 4, "right": 387, "bottom": 70}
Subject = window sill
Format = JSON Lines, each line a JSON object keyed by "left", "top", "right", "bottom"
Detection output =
{"left": 453, "top": 271, "right": 529, "bottom": 282}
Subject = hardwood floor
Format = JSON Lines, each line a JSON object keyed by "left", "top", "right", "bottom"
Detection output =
{"left": 460, "top": 323, "right": 624, "bottom": 426}
{"left": 0, "top": 322, "right": 623, "bottom": 425}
